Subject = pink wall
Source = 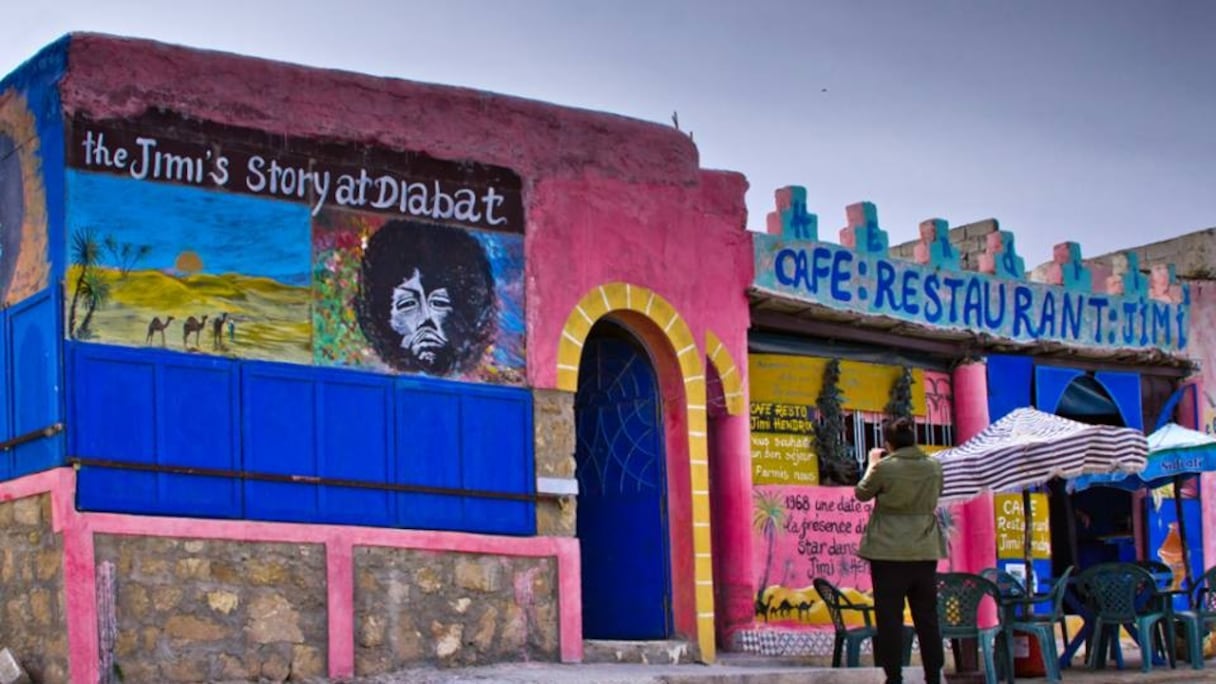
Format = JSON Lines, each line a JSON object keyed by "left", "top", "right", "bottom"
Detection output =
{"left": 59, "top": 34, "right": 754, "bottom": 394}
{"left": 60, "top": 33, "right": 755, "bottom": 654}
{"left": 1, "top": 469, "right": 581, "bottom": 684}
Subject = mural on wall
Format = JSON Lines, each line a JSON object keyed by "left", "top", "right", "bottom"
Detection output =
{"left": 65, "top": 112, "right": 526, "bottom": 383}
{"left": 65, "top": 172, "right": 312, "bottom": 361}
{"left": 0, "top": 89, "right": 50, "bottom": 306}
{"left": 749, "top": 354, "right": 956, "bottom": 628}
{"left": 313, "top": 210, "right": 525, "bottom": 383}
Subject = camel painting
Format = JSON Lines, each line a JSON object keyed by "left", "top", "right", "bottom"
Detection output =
{"left": 211, "top": 312, "right": 229, "bottom": 350}
{"left": 145, "top": 316, "right": 173, "bottom": 346}
{"left": 183, "top": 315, "right": 208, "bottom": 349}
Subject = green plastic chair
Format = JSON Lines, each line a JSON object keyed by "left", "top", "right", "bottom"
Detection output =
{"left": 936, "top": 572, "right": 1003, "bottom": 684}
{"left": 813, "top": 577, "right": 914, "bottom": 668}
{"left": 1171, "top": 564, "right": 1216, "bottom": 670}
{"left": 980, "top": 567, "right": 1028, "bottom": 599}
{"left": 1076, "top": 562, "right": 1168, "bottom": 672}
{"left": 1189, "top": 564, "right": 1216, "bottom": 629}
{"left": 1005, "top": 567, "right": 1074, "bottom": 683}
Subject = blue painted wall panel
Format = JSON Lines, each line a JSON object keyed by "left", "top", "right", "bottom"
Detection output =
{"left": 462, "top": 389, "right": 535, "bottom": 535}
{"left": 9, "top": 291, "right": 64, "bottom": 475}
{"left": 156, "top": 358, "right": 241, "bottom": 517}
{"left": 396, "top": 381, "right": 463, "bottom": 531}
{"left": 316, "top": 372, "right": 394, "bottom": 527}
{"left": 242, "top": 364, "right": 319, "bottom": 522}
{"left": 1094, "top": 371, "right": 1144, "bottom": 431}
{"left": 0, "top": 308, "right": 11, "bottom": 480}
{"left": 69, "top": 343, "right": 535, "bottom": 535}
{"left": 986, "top": 354, "right": 1034, "bottom": 422}
{"left": 1034, "top": 365, "right": 1085, "bottom": 416}
{"left": 72, "top": 346, "right": 159, "bottom": 512}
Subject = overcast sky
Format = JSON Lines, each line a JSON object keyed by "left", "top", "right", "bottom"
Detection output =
{"left": 3, "top": 1, "right": 1213, "bottom": 267}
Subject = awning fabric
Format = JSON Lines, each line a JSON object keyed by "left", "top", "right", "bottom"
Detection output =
{"left": 935, "top": 407, "right": 1147, "bottom": 504}
{"left": 1071, "top": 422, "right": 1216, "bottom": 492}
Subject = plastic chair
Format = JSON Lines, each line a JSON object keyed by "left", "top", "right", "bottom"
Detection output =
{"left": 813, "top": 577, "right": 914, "bottom": 668}
{"left": 980, "top": 567, "right": 1028, "bottom": 600}
{"left": 1076, "top": 562, "right": 1169, "bottom": 672}
{"left": 1190, "top": 564, "right": 1216, "bottom": 628}
{"left": 1170, "top": 564, "right": 1216, "bottom": 670}
{"left": 1005, "top": 567, "right": 1074, "bottom": 683}
{"left": 936, "top": 572, "right": 1003, "bottom": 684}
{"left": 1135, "top": 560, "right": 1174, "bottom": 588}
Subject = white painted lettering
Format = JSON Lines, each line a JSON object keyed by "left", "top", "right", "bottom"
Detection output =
{"left": 246, "top": 156, "right": 267, "bottom": 192}
{"left": 482, "top": 186, "right": 506, "bottom": 226}
{"left": 130, "top": 137, "right": 158, "bottom": 180}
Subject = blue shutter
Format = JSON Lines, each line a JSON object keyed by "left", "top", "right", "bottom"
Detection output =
{"left": 10, "top": 291, "right": 63, "bottom": 475}
{"left": 462, "top": 387, "right": 534, "bottom": 535}
{"left": 987, "top": 354, "right": 1034, "bottom": 422}
{"left": 242, "top": 363, "right": 319, "bottom": 522}
{"left": 73, "top": 345, "right": 158, "bottom": 511}
{"left": 1034, "top": 365, "right": 1084, "bottom": 415}
{"left": 156, "top": 356, "right": 241, "bottom": 517}
{"left": 1094, "top": 371, "right": 1144, "bottom": 431}
{"left": 316, "top": 371, "right": 394, "bottom": 526}
{"left": 395, "top": 379, "right": 463, "bottom": 530}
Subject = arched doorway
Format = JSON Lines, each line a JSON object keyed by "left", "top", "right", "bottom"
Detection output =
{"left": 575, "top": 320, "right": 672, "bottom": 639}
{"left": 1047, "top": 374, "right": 1134, "bottom": 579}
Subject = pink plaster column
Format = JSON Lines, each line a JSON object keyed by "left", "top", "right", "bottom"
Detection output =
{"left": 952, "top": 361, "right": 998, "bottom": 627}
{"left": 710, "top": 411, "right": 756, "bottom": 648}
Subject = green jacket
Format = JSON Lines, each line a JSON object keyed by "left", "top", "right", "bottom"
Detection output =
{"left": 853, "top": 446, "right": 947, "bottom": 561}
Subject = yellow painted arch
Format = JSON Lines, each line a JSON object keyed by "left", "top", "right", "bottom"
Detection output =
{"left": 555, "top": 282, "right": 717, "bottom": 663}
{"left": 705, "top": 330, "right": 743, "bottom": 416}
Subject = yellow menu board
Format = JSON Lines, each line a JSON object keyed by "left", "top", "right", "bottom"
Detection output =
{"left": 994, "top": 492, "right": 1050, "bottom": 559}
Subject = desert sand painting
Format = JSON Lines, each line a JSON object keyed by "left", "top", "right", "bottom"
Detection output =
{"left": 65, "top": 171, "right": 312, "bottom": 363}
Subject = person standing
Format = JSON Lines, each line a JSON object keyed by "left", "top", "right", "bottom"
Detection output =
{"left": 854, "top": 417, "right": 947, "bottom": 684}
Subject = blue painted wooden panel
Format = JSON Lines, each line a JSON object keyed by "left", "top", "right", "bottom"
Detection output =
{"left": 156, "top": 357, "right": 241, "bottom": 517}
{"left": 69, "top": 342, "right": 534, "bottom": 534}
{"left": 316, "top": 371, "right": 395, "bottom": 527}
{"left": 986, "top": 354, "right": 1034, "bottom": 422}
{"left": 73, "top": 345, "right": 241, "bottom": 517}
{"left": 9, "top": 291, "right": 64, "bottom": 475}
{"left": 395, "top": 380, "right": 463, "bottom": 530}
{"left": 242, "top": 363, "right": 319, "bottom": 522}
{"left": 1034, "top": 365, "right": 1084, "bottom": 416}
{"left": 462, "top": 388, "right": 534, "bottom": 535}
{"left": 1094, "top": 371, "right": 1144, "bottom": 431}
{"left": 72, "top": 346, "right": 159, "bottom": 511}
{"left": 0, "top": 307, "right": 11, "bottom": 480}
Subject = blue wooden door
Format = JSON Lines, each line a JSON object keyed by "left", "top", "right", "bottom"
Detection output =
{"left": 576, "top": 326, "right": 671, "bottom": 639}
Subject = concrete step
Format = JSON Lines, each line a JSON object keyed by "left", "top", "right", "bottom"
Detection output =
{"left": 582, "top": 639, "right": 696, "bottom": 665}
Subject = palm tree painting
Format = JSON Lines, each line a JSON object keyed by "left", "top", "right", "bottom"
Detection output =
{"left": 937, "top": 505, "right": 958, "bottom": 570}
{"left": 68, "top": 228, "right": 110, "bottom": 339}
{"left": 753, "top": 488, "right": 786, "bottom": 618}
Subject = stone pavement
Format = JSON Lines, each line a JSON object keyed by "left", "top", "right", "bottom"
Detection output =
{"left": 350, "top": 658, "right": 1216, "bottom": 683}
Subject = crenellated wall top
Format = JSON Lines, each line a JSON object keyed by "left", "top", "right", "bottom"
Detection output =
{"left": 755, "top": 185, "right": 1190, "bottom": 353}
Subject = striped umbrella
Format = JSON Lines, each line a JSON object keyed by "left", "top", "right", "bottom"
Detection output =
{"left": 935, "top": 407, "right": 1148, "bottom": 504}
{"left": 934, "top": 407, "right": 1147, "bottom": 587}
{"left": 1070, "top": 422, "right": 1216, "bottom": 590}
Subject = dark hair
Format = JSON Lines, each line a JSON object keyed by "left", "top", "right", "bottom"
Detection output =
{"left": 883, "top": 417, "right": 917, "bottom": 450}
{"left": 356, "top": 219, "right": 496, "bottom": 375}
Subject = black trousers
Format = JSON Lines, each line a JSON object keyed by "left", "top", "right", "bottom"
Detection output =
{"left": 870, "top": 559, "right": 944, "bottom": 684}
